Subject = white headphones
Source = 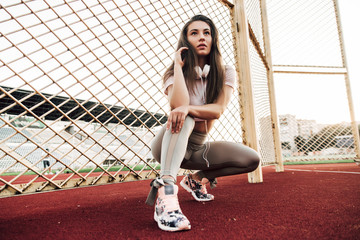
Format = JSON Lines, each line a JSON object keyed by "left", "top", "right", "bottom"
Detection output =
{"left": 194, "top": 64, "right": 210, "bottom": 106}
{"left": 194, "top": 64, "right": 211, "bottom": 167}
{"left": 195, "top": 64, "right": 210, "bottom": 78}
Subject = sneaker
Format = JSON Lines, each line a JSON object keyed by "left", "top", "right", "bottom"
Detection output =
{"left": 180, "top": 174, "right": 214, "bottom": 202}
{"left": 154, "top": 184, "right": 191, "bottom": 232}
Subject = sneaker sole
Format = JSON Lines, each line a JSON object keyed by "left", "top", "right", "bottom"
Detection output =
{"left": 180, "top": 179, "right": 214, "bottom": 202}
{"left": 154, "top": 211, "right": 191, "bottom": 232}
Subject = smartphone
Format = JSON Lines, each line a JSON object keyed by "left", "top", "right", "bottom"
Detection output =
{"left": 181, "top": 49, "right": 188, "bottom": 61}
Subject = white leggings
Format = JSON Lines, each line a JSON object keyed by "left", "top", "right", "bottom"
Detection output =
{"left": 151, "top": 116, "right": 260, "bottom": 183}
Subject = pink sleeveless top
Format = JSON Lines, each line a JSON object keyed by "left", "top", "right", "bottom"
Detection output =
{"left": 164, "top": 65, "right": 236, "bottom": 107}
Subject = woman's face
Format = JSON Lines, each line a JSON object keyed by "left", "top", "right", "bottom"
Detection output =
{"left": 187, "top": 21, "right": 212, "bottom": 58}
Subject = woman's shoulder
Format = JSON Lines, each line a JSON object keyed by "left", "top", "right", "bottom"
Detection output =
{"left": 224, "top": 64, "right": 235, "bottom": 72}
{"left": 222, "top": 65, "right": 237, "bottom": 89}
{"left": 163, "top": 75, "right": 174, "bottom": 95}
{"left": 224, "top": 65, "right": 236, "bottom": 82}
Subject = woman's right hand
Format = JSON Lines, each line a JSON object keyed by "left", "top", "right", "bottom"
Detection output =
{"left": 174, "top": 47, "right": 188, "bottom": 68}
{"left": 166, "top": 105, "right": 189, "bottom": 133}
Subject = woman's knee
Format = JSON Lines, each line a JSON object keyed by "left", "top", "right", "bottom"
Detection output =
{"left": 231, "top": 144, "right": 260, "bottom": 170}
{"left": 182, "top": 116, "right": 195, "bottom": 132}
{"left": 150, "top": 116, "right": 194, "bottom": 163}
{"left": 246, "top": 149, "right": 260, "bottom": 171}
{"left": 250, "top": 154, "right": 260, "bottom": 171}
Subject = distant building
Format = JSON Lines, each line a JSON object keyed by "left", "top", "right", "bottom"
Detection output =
{"left": 279, "top": 114, "right": 298, "bottom": 152}
{"left": 279, "top": 115, "right": 323, "bottom": 152}
{"left": 297, "top": 119, "right": 319, "bottom": 137}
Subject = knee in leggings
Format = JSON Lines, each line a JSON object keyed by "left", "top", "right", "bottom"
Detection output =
{"left": 150, "top": 117, "right": 194, "bottom": 164}
{"left": 248, "top": 153, "right": 260, "bottom": 171}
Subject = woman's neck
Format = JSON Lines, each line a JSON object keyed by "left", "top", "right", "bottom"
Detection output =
{"left": 198, "top": 57, "right": 209, "bottom": 69}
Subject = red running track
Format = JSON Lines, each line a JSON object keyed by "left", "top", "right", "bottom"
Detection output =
{"left": 0, "top": 163, "right": 359, "bottom": 240}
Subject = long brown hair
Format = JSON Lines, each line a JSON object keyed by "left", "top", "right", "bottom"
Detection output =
{"left": 163, "top": 15, "right": 225, "bottom": 104}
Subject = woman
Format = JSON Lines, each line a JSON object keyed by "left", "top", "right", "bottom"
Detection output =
{"left": 146, "top": 15, "right": 260, "bottom": 232}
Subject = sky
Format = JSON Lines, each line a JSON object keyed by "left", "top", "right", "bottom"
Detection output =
{"left": 273, "top": 0, "right": 360, "bottom": 124}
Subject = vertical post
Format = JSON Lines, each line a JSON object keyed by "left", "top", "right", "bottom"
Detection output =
{"left": 231, "top": 0, "right": 263, "bottom": 183}
{"left": 334, "top": 0, "right": 360, "bottom": 162}
{"left": 260, "top": 0, "right": 284, "bottom": 172}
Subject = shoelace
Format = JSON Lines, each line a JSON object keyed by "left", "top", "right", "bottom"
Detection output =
{"left": 188, "top": 175, "right": 208, "bottom": 194}
{"left": 145, "top": 177, "right": 174, "bottom": 205}
{"left": 195, "top": 181, "right": 208, "bottom": 194}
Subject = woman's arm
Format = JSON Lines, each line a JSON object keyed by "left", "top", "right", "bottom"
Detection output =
{"left": 166, "top": 85, "right": 233, "bottom": 133}
{"left": 167, "top": 47, "right": 190, "bottom": 109}
{"left": 165, "top": 47, "right": 191, "bottom": 133}
{"left": 188, "top": 85, "right": 233, "bottom": 120}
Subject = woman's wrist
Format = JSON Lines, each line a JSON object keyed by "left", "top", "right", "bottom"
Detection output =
{"left": 174, "top": 63, "right": 183, "bottom": 69}
{"left": 187, "top": 105, "right": 195, "bottom": 117}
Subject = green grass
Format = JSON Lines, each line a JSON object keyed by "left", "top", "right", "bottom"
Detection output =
{"left": 284, "top": 159, "right": 354, "bottom": 165}
{"left": 1, "top": 160, "right": 355, "bottom": 176}
{"left": 1, "top": 171, "right": 37, "bottom": 176}
{"left": 1, "top": 164, "right": 161, "bottom": 176}
{"left": 77, "top": 164, "right": 161, "bottom": 173}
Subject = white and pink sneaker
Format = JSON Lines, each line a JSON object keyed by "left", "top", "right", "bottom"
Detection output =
{"left": 154, "top": 184, "right": 191, "bottom": 231}
{"left": 180, "top": 174, "right": 214, "bottom": 202}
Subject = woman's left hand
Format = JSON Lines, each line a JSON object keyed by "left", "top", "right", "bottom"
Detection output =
{"left": 166, "top": 105, "right": 189, "bottom": 133}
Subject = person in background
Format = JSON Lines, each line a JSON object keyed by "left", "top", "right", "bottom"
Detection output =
{"left": 42, "top": 147, "right": 51, "bottom": 175}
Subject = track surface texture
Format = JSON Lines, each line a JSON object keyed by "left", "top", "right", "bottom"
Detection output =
{"left": 0, "top": 163, "right": 359, "bottom": 240}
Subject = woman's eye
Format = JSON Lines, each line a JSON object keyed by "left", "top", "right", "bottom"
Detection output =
{"left": 204, "top": 32, "right": 210, "bottom": 35}
{"left": 191, "top": 32, "right": 197, "bottom": 35}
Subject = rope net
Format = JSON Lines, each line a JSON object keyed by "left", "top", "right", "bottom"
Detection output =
{"left": 244, "top": 0, "right": 276, "bottom": 166}
{"left": 0, "top": 0, "right": 356, "bottom": 196}
{"left": 266, "top": 0, "right": 358, "bottom": 162}
{"left": 0, "top": 0, "right": 241, "bottom": 195}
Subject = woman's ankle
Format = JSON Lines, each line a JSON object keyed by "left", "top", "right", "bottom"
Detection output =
{"left": 189, "top": 173, "right": 200, "bottom": 182}
{"left": 190, "top": 172, "right": 208, "bottom": 184}
{"left": 161, "top": 175, "right": 176, "bottom": 184}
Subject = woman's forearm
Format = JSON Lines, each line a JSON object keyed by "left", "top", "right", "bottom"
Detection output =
{"left": 169, "top": 64, "right": 190, "bottom": 109}
{"left": 188, "top": 104, "right": 225, "bottom": 120}
{"left": 188, "top": 86, "right": 233, "bottom": 120}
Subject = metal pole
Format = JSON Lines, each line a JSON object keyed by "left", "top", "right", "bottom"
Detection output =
{"left": 260, "top": 0, "right": 284, "bottom": 172}
{"left": 231, "top": 0, "right": 263, "bottom": 183}
{"left": 333, "top": 0, "right": 360, "bottom": 162}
